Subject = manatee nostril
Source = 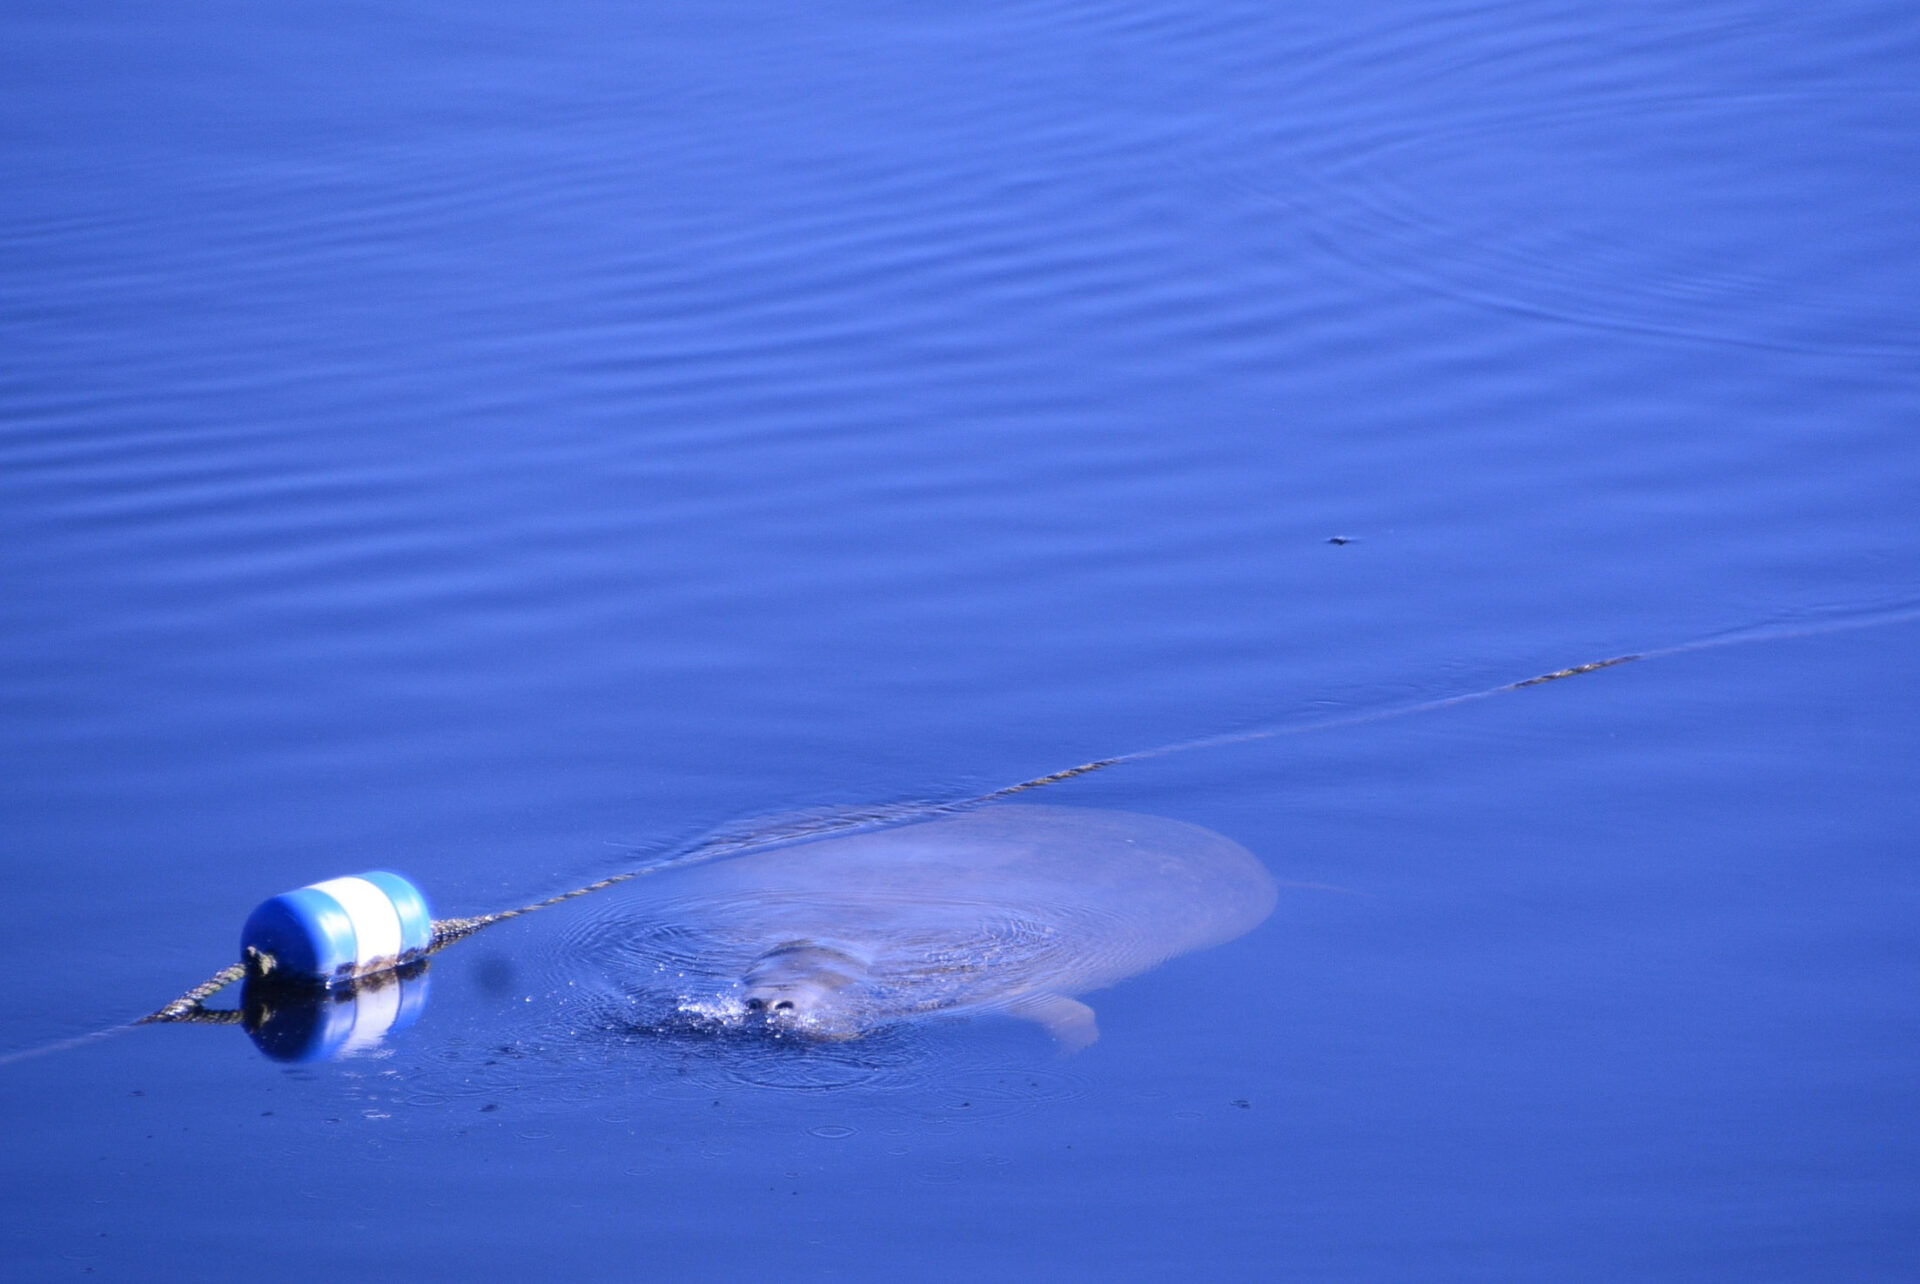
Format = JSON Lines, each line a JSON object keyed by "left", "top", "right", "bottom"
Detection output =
{"left": 773, "top": 1000, "right": 795, "bottom": 1012}
{"left": 744, "top": 997, "right": 765, "bottom": 1012}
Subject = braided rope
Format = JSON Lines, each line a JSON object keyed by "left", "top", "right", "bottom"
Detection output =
{"left": 142, "top": 963, "right": 249, "bottom": 1024}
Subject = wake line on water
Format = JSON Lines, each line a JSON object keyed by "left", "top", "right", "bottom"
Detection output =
{"left": 5, "top": 596, "right": 1917, "bottom": 1068}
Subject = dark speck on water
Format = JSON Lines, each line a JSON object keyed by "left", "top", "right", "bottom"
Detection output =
{"left": 3, "top": 1, "right": 1918, "bottom": 1281}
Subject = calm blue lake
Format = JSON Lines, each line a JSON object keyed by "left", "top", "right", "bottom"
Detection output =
{"left": 4, "top": 1, "right": 1918, "bottom": 1279}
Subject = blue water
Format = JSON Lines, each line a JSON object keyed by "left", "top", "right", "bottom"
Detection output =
{"left": 4, "top": 1, "right": 1918, "bottom": 1278}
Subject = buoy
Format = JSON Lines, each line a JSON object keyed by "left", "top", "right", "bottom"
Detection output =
{"left": 243, "top": 966, "right": 432, "bottom": 1062}
{"left": 240, "top": 871, "right": 433, "bottom": 984}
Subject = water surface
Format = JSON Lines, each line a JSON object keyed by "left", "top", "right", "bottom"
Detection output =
{"left": 3, "top": 0, "right": 1917, "bottom": 1279}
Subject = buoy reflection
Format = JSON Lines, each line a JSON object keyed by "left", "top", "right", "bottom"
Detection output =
{"left": 242, "top": 962, "right": 431, "bottom": 1063}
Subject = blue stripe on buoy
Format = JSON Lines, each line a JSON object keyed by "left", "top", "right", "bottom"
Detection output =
{"left": 241, "top": 887, "right": 358, "bottom": 980}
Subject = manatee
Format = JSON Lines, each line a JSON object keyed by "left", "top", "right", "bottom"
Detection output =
{"left": 599, "top": 803, "right": 1277, "bottom": 1050}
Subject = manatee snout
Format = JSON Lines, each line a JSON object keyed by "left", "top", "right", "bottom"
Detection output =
{"left": 740, "top": 941, "right": 868, "bottom": 1032}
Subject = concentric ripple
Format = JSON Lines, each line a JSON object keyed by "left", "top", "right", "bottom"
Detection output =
{"left": 1267, "top": 88, "right": 1920, "bottom": 357}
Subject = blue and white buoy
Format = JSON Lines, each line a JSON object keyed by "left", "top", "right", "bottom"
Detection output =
{"left": 240, "top": 871, "right": 433, "bottom": 985}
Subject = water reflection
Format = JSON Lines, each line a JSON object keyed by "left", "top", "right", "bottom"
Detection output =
{"left": 240, "top": 963, "right": 432, "bottom": 1063}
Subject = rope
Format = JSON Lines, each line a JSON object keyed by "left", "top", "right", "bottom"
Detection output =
{"left": 74, "top": 596, "right": 1920, "bottom": 1043}
{"left": 141, "top": 963, "right": 248, "bottom": 1025}
{"left": 135, "top": 648, "right": 1648, "bottom": 1024}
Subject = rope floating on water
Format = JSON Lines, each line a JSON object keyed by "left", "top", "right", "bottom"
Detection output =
{"left": 4, "top": 593, "right": 1906, "bottom": 1065}
{"left": 143, "top": 964, "right": 248, "bottom": 1024}
{"left": 136, "top": 649, "right": 1655, "bottom": 1025}
{"left": 1509, "top": 655, "right": 1640, "bottom": 687}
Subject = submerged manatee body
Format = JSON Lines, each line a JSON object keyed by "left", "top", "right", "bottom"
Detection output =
{"left": 599, "top": 804, "right": 1277, "bottom": 1050}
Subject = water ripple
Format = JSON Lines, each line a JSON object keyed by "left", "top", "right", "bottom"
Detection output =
{"left": 1252, "top": 83, "right": 1920, "bottom": 358}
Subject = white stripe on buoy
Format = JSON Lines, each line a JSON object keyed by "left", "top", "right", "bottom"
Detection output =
{"left": 309, "top": 876, "right": 404, "bottom": 968}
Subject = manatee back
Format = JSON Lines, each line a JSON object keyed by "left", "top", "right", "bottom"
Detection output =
{"left": 674, "top": 804, "right": 1277, "bottom": 994}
